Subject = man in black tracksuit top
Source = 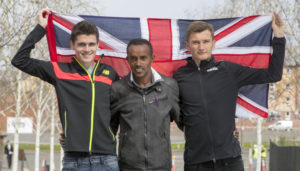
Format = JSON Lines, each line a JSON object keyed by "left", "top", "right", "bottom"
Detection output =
{"left": 173, "top": 13, "right": 285, "bottom": 171}
{"left": 11, "top": 9, "right": 119, "bottom": 170}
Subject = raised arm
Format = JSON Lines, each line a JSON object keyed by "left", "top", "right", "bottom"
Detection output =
{"left": 231, "top": 13, "right": 286, "bottom": 87}
{"left": 11, "top": 8, "right": 55, "bottom": 83}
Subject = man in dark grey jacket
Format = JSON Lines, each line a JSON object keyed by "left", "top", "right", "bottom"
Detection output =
{"left": 110, "top": 38, "right": 183, "bottom": 171}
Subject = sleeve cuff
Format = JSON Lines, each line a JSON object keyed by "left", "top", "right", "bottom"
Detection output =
{"left": 273, "top": 37, "right": 286, "bottom": 44}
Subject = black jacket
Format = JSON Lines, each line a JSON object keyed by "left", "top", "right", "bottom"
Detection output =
{"left": 173, "top": 37, "right": 285, "bottom": 165}
{"left": 110, "top": 71, "right": 182, "bottom": 171}
{"left": 11, "top": 25, "right": 119, "bottom": 154}
{"left": 5, "top": 145, "right": 13, "bottom": 156}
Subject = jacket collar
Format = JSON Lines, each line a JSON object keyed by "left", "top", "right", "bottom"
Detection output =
{"left": 186, "top": 56, "right": 216, "bottom": 71}
{"left": 72, "top": 57, "right": 100, "bottom": 74}
{"left": 129, "top": 67, "right": 163, "bottom": 89}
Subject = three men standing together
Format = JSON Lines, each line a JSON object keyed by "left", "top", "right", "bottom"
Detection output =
{"left": 12, "top": 8, "right": 285, "bottom": 171}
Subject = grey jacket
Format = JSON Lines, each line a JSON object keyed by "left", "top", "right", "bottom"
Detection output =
{"left": 110, "top": 70, "right": 182, "bottom": 171}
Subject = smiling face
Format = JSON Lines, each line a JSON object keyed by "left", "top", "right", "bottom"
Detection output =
{"left": 126, "top": 44, "right": 154, "bottom": 81}
{"left": 70, "top": 34, "right": 99, "bottom": 67}
{"left": 185, "top": 29, "right": 215, "bottom": 65}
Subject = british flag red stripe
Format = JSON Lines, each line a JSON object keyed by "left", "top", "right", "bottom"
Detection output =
{"left": 148, "top": 19, "right": 173, "bottom": 61}
{"left": 237, "top": 94, "right": 269, "bottom": 118}
{"left": 214, "top": 15, "right": 260, "bottom": 41}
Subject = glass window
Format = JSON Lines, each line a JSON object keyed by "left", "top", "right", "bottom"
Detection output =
{"left": 286, "top": 68, "right": 291, "bottom": 77}
{"left": 286, "top": 97, "right": 291, "bottom": 106}
{"left": 286, "top": 83, "right": 291, "bottom": 90}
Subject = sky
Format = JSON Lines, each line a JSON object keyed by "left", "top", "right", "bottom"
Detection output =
{"left": 96, "top": 0, "right": 225, "bottom": 19}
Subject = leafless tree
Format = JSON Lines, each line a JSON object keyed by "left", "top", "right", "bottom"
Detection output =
{"left": 0, "top": 0, "right": 98, "bottom": 170}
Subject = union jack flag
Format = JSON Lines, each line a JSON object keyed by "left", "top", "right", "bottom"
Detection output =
{"left": 46, "top": 12, "right": 273, "bottom": 118}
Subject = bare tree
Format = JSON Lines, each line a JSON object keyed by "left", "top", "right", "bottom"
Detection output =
{"left": 49, "top": 90, "right": 58, "bottom": 171}
{"left": 0, "top": 0, "right": 99, "bottom": 170}
{"left": 29, "top": 81, "right": 52, "bottom": 171}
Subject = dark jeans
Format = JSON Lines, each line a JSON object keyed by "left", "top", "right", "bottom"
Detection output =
{"left": 184, "top": 156, "right": 244, "bottom": 171}
{"left": 7, "top": 155, "right": 12, "bottom": 169}
{"left": 63, "top": 153, "right": 119, "bottom": 171}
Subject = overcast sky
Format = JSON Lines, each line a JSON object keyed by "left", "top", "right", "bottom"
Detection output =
{"left": 96, "top": 0, "right": 225, "bottom": 19}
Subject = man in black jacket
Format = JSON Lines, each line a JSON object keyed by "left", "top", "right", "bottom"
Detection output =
{"left": 173, "top": 13, "right": 285, "bottom": 171}
{"left": 4, "top": 141, "right": 13, "bottom": 169}
{"left": 110, "top": 39, "right": 182, "bottom": 171}
{"left": 11, "top": 9, "right": 119, "bottom": 171}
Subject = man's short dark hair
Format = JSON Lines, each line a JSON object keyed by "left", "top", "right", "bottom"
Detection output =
{"left": 127, "top": 38, "right": 153, "bottom": 55}
{"left": 70, "top": 20, "right": 99, "bottom": 43}
{"left": 186, "top": 21, "right": 214, "bottom": 41}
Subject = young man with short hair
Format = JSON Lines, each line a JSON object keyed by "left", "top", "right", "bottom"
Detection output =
{"left": 11, "top": 9, "right": 119, "bottom": 170}
{"left": 174, "top": 13, "right": 285, "bottom": 171}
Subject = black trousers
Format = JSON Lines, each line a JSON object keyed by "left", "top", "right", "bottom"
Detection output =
{"left": 7, "top": 155, "right": 12, "bottom": 169}
{"left": 184, "top": 156, "right": 244, "bottom": 171}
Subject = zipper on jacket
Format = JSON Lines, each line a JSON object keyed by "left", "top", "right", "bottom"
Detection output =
{"left": 198, "top": 69, "right": 216, "bottom": 162}
{"left": 64, "top": 110, "right": 67, "bottom": 137}
{"left": 74, "top": 57, "right": 101, "bottom": 152}
{"left": 142, "top": 93, "right": 148, "bottom": 170}
{"left": 108, "top": 127, "right": 116, "bottom": 141}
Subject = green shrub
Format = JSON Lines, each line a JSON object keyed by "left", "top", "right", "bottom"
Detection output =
{"left": 242, "top": 142, "right": 269, "bottom": 149}
{"left": 19, "top": 144, "right": 61, "bottom": 151}
{"left": 171, "top": 144, "right": 184, "bottom": 150}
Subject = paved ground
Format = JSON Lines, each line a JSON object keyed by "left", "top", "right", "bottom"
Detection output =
{"left": 0, "top": 149, "right": 268, "bottom": 171}
{"left": 0, "top": 125, "right": 298, "bottom": 171}
{"left": 169, "top": 125, "right": 294, "bottom": 171}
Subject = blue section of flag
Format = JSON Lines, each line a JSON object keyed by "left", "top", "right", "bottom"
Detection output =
{"left": 230, "top": 23, "right": 272, "bottom": 47}
{"left": 206, "top": 17, "right": 238, "bottom": 31}
{"left": 80, "top": 15, "right": 141, "bottom": 44}
{"left": 177, "top": 20, "right": 192, "bottom": 49}
{"left": 239, "top": 84, "right": 268, "bottom": 107}
{"left": 54, "top": 26, "right": 71, "bottom": 48}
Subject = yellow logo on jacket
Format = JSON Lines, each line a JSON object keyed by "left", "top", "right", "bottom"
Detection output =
{"left": 102, "top": 69, "right": 110, "bottom": 75}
